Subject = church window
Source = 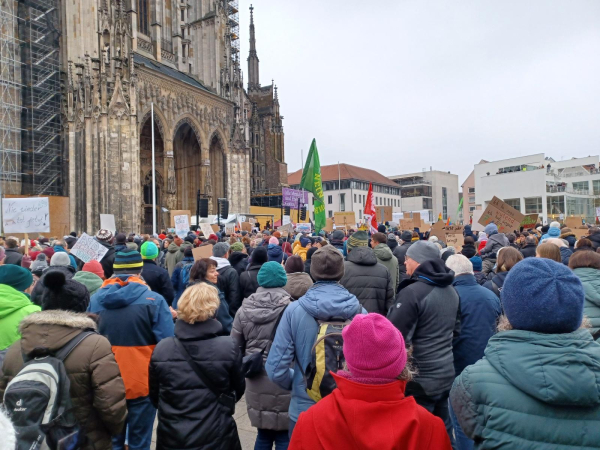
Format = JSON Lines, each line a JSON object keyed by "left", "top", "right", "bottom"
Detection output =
{"left": 138, "top": 0, "right": 150, "bottom": 35}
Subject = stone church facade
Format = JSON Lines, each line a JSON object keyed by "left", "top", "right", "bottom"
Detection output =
{"left": 61, "top": 0, "right": 285, "bottom": 233}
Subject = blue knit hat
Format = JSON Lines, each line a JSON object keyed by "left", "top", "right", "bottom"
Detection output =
{"left": 257, "top": 261, "right": 287, "bottom": 288}
{"left": 484, "top": 223, "right": 498, "bottom": 236}
{"left": 267, "top": 244, "right": 284, "bottom": 263}
{"left": 502, "top": 258, "right": 584, "bottom": 333}
{"left": 0, "top": 265, "right": 33, "bottom": 292}
{"left": 470, "top": 255, "right": 483, "bottom": 272}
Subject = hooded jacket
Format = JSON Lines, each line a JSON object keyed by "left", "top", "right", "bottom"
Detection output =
{"left": 3, "top": 247, "right": 22, "bottom": 266}
{"left": 212, "top": 257, "right": 242, "bottom": 316}
{"left": 340, "top": 247, "right": 394, "bottom": 315}
{"left": 0, "top": 310, "right": 127, "bottom": 450}
{"left": 165, "top": 242, "right": 181, "bottom": 276}
{"left": 228, "top": 251, "right": 249, "bottom": 275}
{"left": 0, "top": 284, "right": 40, "bottom": 351}
{"left": 450, "top": 329, "right": 600, "bottom": 449}
{"left": 541, "top": 226, "right": 561, "bottom": 242}
{"left": 142, "top": 259, "right": 175, "bottom": 306}
{"left": 373, "top": 243, "right": 399, "bottom": 293}
{"left": 387, "top": 259, "right": 460, "bottom": 396}
{"left": 53, "top": 244, "right": 78, "bottom": 270}
{"left": 231, "top": 287, "right": 291, "bottom": 430}
{"left": 239, "top": 262, "right": 262, "bottom": 300}
{"left": 96, "top": 240, "right": 116, "bottom": 279}
{"left": 573, "top": 267, "right": 600, "bottom": 340}
{"left": 30, "top": 265, "right": 76, "bottom": 307}
{"left": 283, "top": 272, "right": 314, "bottom": 300}
{"left": 519, "top": 243, "right": 538, "bottom": 258}
{"left": 289, "top": 374, "right": 452, "bottom": 450}
{"left": 265, "top": 282, "right": 363, "bottom": 422}
{"left": 88, "top": 276, "right": 175, "bottom": 399}
{"left": 292, "top": 241, "right": 309, "bottom": 261}
{"left": 561, "top": 232, "right": 577, "bottom": 250}
{"left": 479, "top": 233, "right": 509, "bottom": 258}
{"left": 149, "top": 319, "right": 245, "bottom": 450}
{"left": 73, "top": 271, "right": 104, "bottom": 297}
{"left": 482, "top": 271, "right": 509, "bottom": 297}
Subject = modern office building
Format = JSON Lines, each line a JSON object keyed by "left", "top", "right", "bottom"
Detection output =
{"left": 288, "top": 163, "right": 401, "bottom": 223}
{"left": 388, "top": 170, "right": 460, "bottom": 223}
{"left": 461, "top": 160, "right": 487, "bottom": 223}
{"left": 474, "top": 154, "right": 600, "bottom": 223}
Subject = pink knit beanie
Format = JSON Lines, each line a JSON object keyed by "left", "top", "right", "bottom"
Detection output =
{"left": 341, "top": 314, "right": 407, "bottom": 384}
{"left": 268, "top": 236, "right": 279, "bottom": 245}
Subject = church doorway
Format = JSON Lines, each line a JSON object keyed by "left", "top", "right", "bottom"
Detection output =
{"left": 209, "top": 134, "right": 226, "bottom": 214}
{"left": 140, "top": 117, "right": 164, "bottom": 234}
{"left": 173, "top": 122, "right": 202, "bottom": 212}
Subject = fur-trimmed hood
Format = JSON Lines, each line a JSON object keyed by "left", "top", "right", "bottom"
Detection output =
{"left": 18, "top": 310, "right": 97, "bottom": 355}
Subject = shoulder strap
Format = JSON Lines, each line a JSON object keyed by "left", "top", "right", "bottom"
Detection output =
{"left": 172, "top": 337, "right": 223, "bottom": 398}
{"left": 55, "top": 330, "right": 96, "bottom": 361}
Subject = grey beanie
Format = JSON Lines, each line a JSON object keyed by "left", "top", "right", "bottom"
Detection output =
{"left": 51, "top": 252, "right": 71, "bottom": 267}
{"left": 406, "top": 240, "right": 440, "bottom": 264}
{"left": 212, "top": 242, "right": 230, "bottom": 258}
{"left": 310, "top": 245, "right": 345, "bottom": 281}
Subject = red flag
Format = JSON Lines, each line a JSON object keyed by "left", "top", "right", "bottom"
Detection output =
{"left": 364, "top": 183, "right": 378, "bottom": 233}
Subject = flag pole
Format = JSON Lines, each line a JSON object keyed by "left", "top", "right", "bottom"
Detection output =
{"left": 338, "top": 161, "right": 341, "bottom": 211}
{"left": 151, "top": 102, "right": 157, "bottom": 236}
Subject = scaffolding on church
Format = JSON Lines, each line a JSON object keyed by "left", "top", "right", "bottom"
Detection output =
{"left": 228, "top": 0, "right": 240, "bottom": 65}
{"left": 0, "top": 0, "right": 63, "bottom": 198}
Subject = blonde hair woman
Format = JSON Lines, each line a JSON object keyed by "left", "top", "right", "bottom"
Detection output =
{"left": 149, "top": 283, "right": 245, "bottom": 450}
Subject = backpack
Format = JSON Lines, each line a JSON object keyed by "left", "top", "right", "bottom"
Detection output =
{"left": 300, "top": 319, "right": 352, "bottom": 402}
{"left": 4, "top": 331, "right": 96, "bottom": 450}
{"left": 180, "top": 262, "right": 194, "bottom": 288}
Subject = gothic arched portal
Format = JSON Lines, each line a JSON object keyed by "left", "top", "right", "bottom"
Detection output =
{"left": 209, "top": 134, "right": 226, "bottom": 214}
{"left": 173, "top": 122, "right": 202, "bottom": 212}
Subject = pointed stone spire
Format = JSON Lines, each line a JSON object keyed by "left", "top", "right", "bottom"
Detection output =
{"left": 247, "top": 4, "right": 260, "bottom": 90}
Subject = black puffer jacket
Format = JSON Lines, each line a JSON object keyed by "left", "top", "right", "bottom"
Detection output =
{"left": 213, "top": 258, "right": 242, "bottom": 317}
{"left": 520, "top": 244, "right": 537, "bottom": 259}
{"left": 3, "top": 247, "right": 22, "bottom": 266}
{"left": 340, "top": 247, "right": 394, "bottom": 315}
{"left": 228, "top": 252, "right": 249, "bottom": 276}
{"left": 239, "top": 263, "right": 262, "bottom": 300}
{"left": 97, "top": 240, "right": 116, "bottom": 279}
{"left": 141, "top": 260, "right": 175, "bottom": 306}
{"left": 392, "top": 241, "right": 412, "bottom": 281}
{"left": 149, "top": 319, "right": 245, "bottom": 450}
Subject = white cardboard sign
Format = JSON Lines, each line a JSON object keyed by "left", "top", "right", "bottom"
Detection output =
{"left": 174, "top": 214, "right": 190, "bottom": 238}
{"left": 70, "top": 232, "right": 109, "bottom": 263}
{"left": 100, "top": 214, "right": 116, "bottom": 233}
{"left": 2, "top": 197, "right": 50, "bottom": 233}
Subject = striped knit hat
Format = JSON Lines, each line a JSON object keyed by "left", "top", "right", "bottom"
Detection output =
{"left": 347, "top": 230, "right": 368, "bottom": 252}
{"left": 113, "top": 249, "right": 144, "bottom": 274}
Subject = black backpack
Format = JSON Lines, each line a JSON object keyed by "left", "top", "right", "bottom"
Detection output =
{"left": 4, "top": 331, "right": 96, "bottom": 450}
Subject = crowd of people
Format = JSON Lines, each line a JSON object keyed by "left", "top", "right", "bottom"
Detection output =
{"left": 0, "top": 219, "right": 599, "bottom": 450}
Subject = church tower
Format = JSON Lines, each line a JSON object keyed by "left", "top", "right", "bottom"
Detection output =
{"left": 247, "top": 4, "right": 260, "bottom": 91}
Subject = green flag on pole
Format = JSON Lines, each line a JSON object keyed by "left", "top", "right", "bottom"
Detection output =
{"left": 457, "top": 197, "right": 464, "bottom": 217}
{"left": 300, "top": 139, "right": 326, "bottom": 233}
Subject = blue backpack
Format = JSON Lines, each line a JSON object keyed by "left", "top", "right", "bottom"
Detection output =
{"left": 181, "top": 262, "right": 193, "bottom": 288}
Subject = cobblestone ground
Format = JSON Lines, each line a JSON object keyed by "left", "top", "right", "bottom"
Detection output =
{"left": 151, "top": 396, "right": 258, "bottom": 450}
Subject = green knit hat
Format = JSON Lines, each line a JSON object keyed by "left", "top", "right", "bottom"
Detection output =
{"left": 140, "top": 241, "right": 159, "bottom": 260}
{"left": 230, "top": 242, "right": 244, "bottom": 252}
{"left": 0, "top": 264, "right": 33, "bottom": 292}
{"left": 347, "top": 230, "right": 369, "bottom": 252}
{"left": 257, "top": 261, "right": 287, "bottom": 288}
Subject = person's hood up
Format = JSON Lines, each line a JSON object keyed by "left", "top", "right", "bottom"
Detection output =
{"left": 52, "top": 245, "right": 67, "bottom": 254}
{"left": 574, "top": 267, "right": 600, "bottom": 308}
{"left": 412, "top": 259, "right": 454, "bottom": 287}
{"left": 243, "top": 287, "right": 290, "bottom": 324}
{"left": 179, "top": 241, "right": 193, "bottom": 253}
{"left": 489, "top": 233, "right": 509, "bottom": 245}
{"left": 346, "top": 246, "right": 377, "bottom": 266}
{"left": 0, "top": 284, "right": 35, "bottom": 320}
{"left": 548, "top": 227, "right": 561, "bottom": 238}
{"left": 93, "top": 277, "right": 149, "bottom": 309}
{"left": 72, "top": 271, "right": 104, "bottom": 297}
{"left": 373, "top": 243, "right": 393, "bottom": 261}
{"left": 485, "top": 329, "right": 600, "bottom": 407}
{"left": 167, "top": 242, "right": 179, "bottom": 253}
{"left": 228, "top": 251, "right": 248, "bottom": 266}
{"left": 18, "top": 309, "right": 97, "bottom": 354}
{"left": 298, "top": 282, "right": 361, "bottom": 321}
{"left": 210, "top": 256, "right": 231, "bottom": 270}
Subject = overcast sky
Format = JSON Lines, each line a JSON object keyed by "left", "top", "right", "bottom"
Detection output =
{"left": 239, "top": 0, "right": 600, "bottom": 185}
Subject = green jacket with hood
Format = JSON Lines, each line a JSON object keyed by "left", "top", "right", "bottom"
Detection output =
{"left": 373, "top": 243, "right": 399, "bottom": 293}
{"left": 0, "top": 284, "right": 40, "bottom": 350}
{"left": 165, "top": 243, "right": 180, "bottom": 277}
{"left": 573, "top": 267, "right": 600, "bottom": 340}
{"left": 450, "top": 329, "right": 600, "bottom": 449}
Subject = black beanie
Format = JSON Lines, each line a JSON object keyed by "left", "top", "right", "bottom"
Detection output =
{"left": 377, "top": 224, "right": 387, "bottom": 233}
{"left": 306, "top": 247, "right": 318, "bottom": 261}
{"left": 41, "top": 270, "right": 90, "bottom": 313}
{"left": 251, "top": 246, "right": 268, "bottom": 265}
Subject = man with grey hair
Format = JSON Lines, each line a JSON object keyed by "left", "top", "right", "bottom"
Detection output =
{"left": 211, "top": 242, "right": 242, "bottom": 316}
{"left": 445, "top": 254, "right": 502, "bottom": 450}
{"left": 387, "top": 240, "right": 459, "bottom": 445}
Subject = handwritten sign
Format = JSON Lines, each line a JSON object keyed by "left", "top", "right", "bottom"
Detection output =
{"left": 296, "top": 223, "right": 311, "bottom": 233}
{"left": 282, "top": 188, "right": 308, "bottom": 208}
{"left": 334, "top": 212, "right": 356, "bottom": 227}
{"left": 445, "top": 233, "right": 464, "bottom": 252}
{"left": 100, "top": 214, "right": 116, "bottom": 233}
{"left": 478, "top": 196, "right": 524, "bottom": 234}
{"left": 225, "top": 222, "right": 235, "bottom": 234}
{"left": 199, "top": 223, "right": 215, "bottom": 238}
{"left": 70, "top": 233, "right": 109, "bottom": 263}
{"left": 565, "top": 216, "right": 582, "bottom": 228}
{"left": 2, "top": 197, "right": 50, "bottom": 233}
{"left": 399, "top": 219, "right": 415, "bottom": 230}
{"left": 520, "top": 214, "right": 539, "bottom": 230}
{"left": 174, "top": 215, "right": 190, "bottom": 238}
{"left": 193, "top": 244, "right": 214, "bottom": 261}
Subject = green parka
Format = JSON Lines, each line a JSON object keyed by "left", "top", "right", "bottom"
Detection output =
{"left": 0, "top": 284, "right": 40, "bottom": 351}
{"left": 450, "top": 329, "right": 600, "bottom": 449}
{"left": 573, "top": 267, "right": 600, "bottom": 340}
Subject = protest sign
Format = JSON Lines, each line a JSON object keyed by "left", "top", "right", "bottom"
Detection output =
{"left": 565, "top": 216, "right": 582, "bottom": 228}
{"left": 249, "top": 217, "right": 256, "bottom": 224}
{"left": 445, "top": 233, "right": 464, "bottom": 252}
{"left": 471, "top": 210, "right": 485, "bottom": 232}
{"left": 430, "top": 220, "right": 446, "bottom": 238}
{"left": 2, "top": 197, "right": 50, "bottom": 233}
{"left": 70, "top": 232, "right": 109, "bottom": 263}
{"left": 278, "top": 223, "right": 293, "bottom": 237}
{"left": 100, "top": 214, "right": 116, "bottom": 233}
{"left": 225, "top": 222, "right": 236, "bottom": 234}
{"left": 399, "top": 219, "right": 414, "bottom": 230}
{"left": 596, "top": 207, "right": 600, "bottom": 218}
{"left": 241, "top": 222, "right": 252, "bottom": 232}
{"left": 478, "top": 197, "right": 524, "bottom": 234}
{"left": 444, "top": 225, "right": 464, "bottom": 235}
{"left": 572, "top": 227, "right": 590, "bottom": 240}
{"left": 199, "top": 223, "right": 214, "bottom": 238}
{"left": 324, "top": 217, "right": 335, "bottom": 233}
{"left": 282, "top": 215, "right": 291, "bottom": 226}
{"left": 296, "top": 223, "right": 311, "bottom": 233}
{"left": 211, "top": 224, "right": 220, "bottom": 233}
{"left": 282, "top": 188, "right": 308, "bottom": 208}
{"left": 334, "top": 212, "right": 356, "bottom": 227}
{"left": 392, "top": 212, "right": 404, "bottom": 222}
{"left": 192, "top": 245, "right": 213, "bottom": 261}
{"left": 520, "top": 214, "right": 539, "bottom": 230}
{"left": 170, "top": 210, "right": 191, "bottom": 227}
{"left": 412, "top": 212, "right": 421, "bottom": 225}
{"left": 375, "top": 206, "right": 392, "bottom": 223}
{"left": 174, "top": 214, "right": 190, "bottom": 238}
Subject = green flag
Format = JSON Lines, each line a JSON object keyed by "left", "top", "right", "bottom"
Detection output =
{"left": 457, "top": 197, "right": 464, "bottom": 217}
{"left": 300, "top": 139, "right": 326, "bottom": 233}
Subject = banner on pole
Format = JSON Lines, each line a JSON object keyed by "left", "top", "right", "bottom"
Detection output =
{"left": 282, "top": 188, "right": 309, "bottom": 208}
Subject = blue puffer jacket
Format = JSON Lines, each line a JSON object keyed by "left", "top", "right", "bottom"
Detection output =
{"left": 450, "top": 329, "right": 600, "bottom": 449}
{"left": 265, "top": 281, "right": 363, "bottom": 422}
{"left": 540, "top": 226, "right": 561, "bottom": 242}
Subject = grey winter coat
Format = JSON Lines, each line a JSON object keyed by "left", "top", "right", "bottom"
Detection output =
{"left": 283, "top": 272, "right": 313, "bottom": 300}
{"left": 340, "top": 247, "right": 394, "bottom": 315}
{"left": 373, "top": 243, "right": 399, "bottom": 293}
{"left": 479, "top": 233, "right": 509, "bottom": 257}
{"left": 230, "top": 287, "right": 291, "bottom": 430}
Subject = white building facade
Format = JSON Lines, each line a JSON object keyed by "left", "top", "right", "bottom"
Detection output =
{"left": 475, "top": 154, "right": 600, "bottom": 224}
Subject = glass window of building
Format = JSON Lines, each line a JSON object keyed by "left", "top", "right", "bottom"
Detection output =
{"left": 328, "top": 195, "right": 332, "bottom": 204}
{"left": 572, "top": 181, "right": 589, "bottom": 193}
{"left": 328, "top": 210, "right": 333, "bottom": 218}
{"left": 423, "top": 198, "right": 432, "bottom": 209}
{"left": 359, "top": 210, "right": 362, "bottom": 219}
{"left": 354, "top": 194, "right": 357, "bottom": 203}
{"left": 401, "top": 185, "right": 432, "bottom": 198}
{"left": 442, "top": 187, "right": 448, "bottom": 220}
{"left": 504, "top": 198, "right": 521, "bottom": 212}
{"left": 524, "top": 197, "right": 542, "bottom": 213}
{"left": 468, "top": 187, "right": 475, "bottom": 193}
{"left": 469, "top": 196, "right": 475, "bottom": 203}
{"left": 340, "top": 194, "right": 346, "bottom": 212}
{"left": 469, "top": 206, "right": 476, "bottom": 212}
{"left": 593, "top": 180, "right": 600, "bottom": 195}
{"left": 547, "top": 196, "right": 565, "bottom": 216}
{"left": 566, "top": 196, "right": 594, "bottom": 220}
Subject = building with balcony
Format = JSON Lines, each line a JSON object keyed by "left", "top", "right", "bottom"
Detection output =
{"left": 474, "top": 154, "right": 600, "bottom": 224}
{"left": 288, "top": 164, "right": 401, "bottom": 223}
{"left": 388, "top": 170, "right": 460, "bottom": 223}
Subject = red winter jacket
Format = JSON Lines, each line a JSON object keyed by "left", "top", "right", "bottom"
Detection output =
{"left": 289, "top": 373, "right": 452, "bottom": 450}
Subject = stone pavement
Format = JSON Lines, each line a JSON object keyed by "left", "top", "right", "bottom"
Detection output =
{"left": 151, "top": 396, "right": 258, "bottom": 450}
